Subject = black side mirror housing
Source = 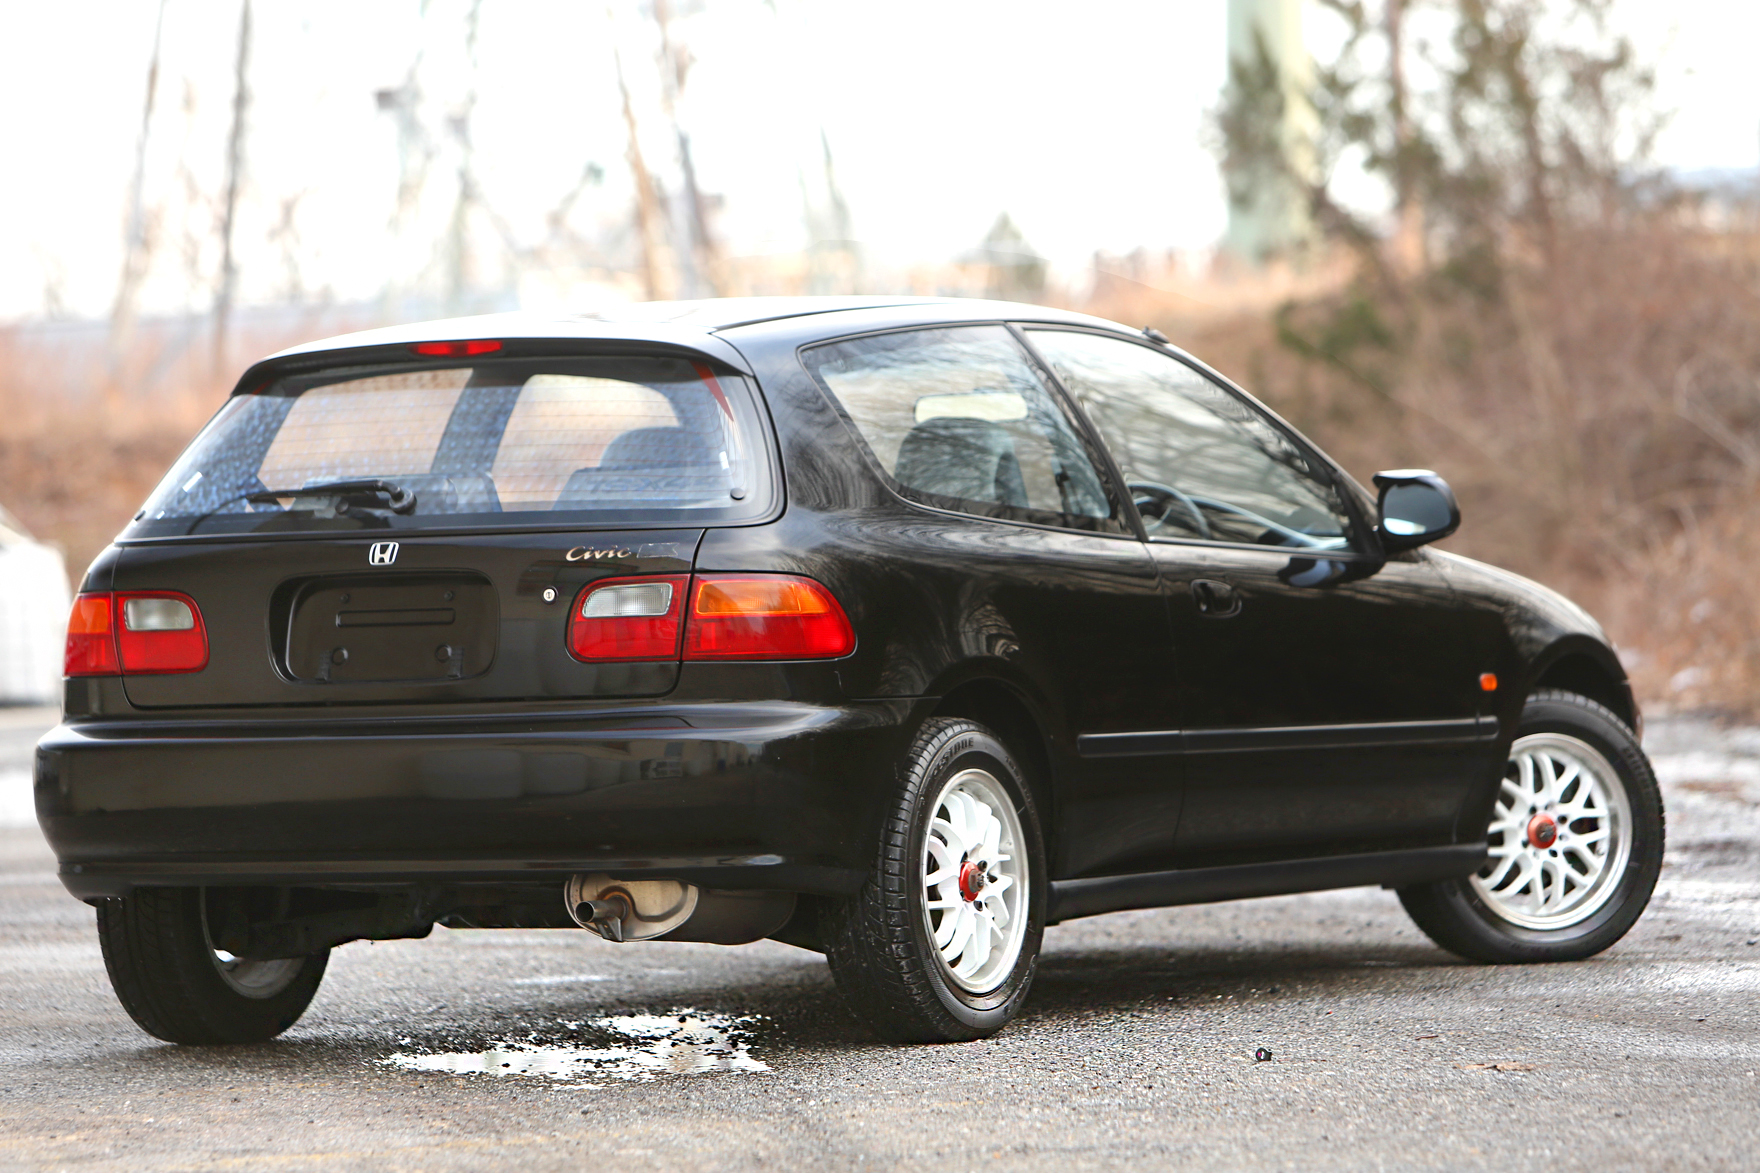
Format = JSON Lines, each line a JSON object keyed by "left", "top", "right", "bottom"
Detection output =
{"left": 1374, "top": 469, "right": 1460, "bottom": 551}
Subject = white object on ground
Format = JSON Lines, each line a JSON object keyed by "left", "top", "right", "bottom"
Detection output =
{"left": 0, "top": 504, "right": 69, "bottom": 706}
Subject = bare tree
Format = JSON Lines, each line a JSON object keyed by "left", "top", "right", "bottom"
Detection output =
{"left": 110, "top": 0, "right": 170, "bottom": 400}
{"left": 611, "top": 8, "right": 676, "bottom": 301}
{"left": 443, "top": 0, "right": 484, "bottom": 313}
{"left": 1217, "top": 0, "right": 1661, "bottom": 279}
{"left": 653, "top": 0, "right": 725, "bottom": 296}
{"left": 212, "top": 0, "right": 253, "bottom": 377}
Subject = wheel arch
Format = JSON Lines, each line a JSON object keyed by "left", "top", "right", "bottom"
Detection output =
{"left": 928, "top": 676, "right": 1059, "bottom": 860}
{"left": 1528, "top": 640, "right": 1638, "bottom": 733}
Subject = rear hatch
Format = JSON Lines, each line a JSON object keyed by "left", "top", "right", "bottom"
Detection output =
{"left": 110, "top": 344, "right": 773, "bottom": 709}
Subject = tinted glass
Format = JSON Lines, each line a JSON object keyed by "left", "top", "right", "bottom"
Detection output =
{"left": 1027, "top": 330, "right": 1354, "bottom": 550}
{"left": 803, "top": 326, "right": 1120, "bottom": 531}
{"left": 127, "top": 357, "right": 765, "bottom": 537}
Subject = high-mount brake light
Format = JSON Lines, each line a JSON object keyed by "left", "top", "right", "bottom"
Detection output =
{"left": 64, "top": 591, "right": 209, "bottom": 676}
{"left": 567, "top": 575, "right": 689, "bottom": 662}
{"left": 684, "top": 575, "right": 855, "bottom": 660}
{"left": 409, "top": 340, "right": 502, "bottom": 357}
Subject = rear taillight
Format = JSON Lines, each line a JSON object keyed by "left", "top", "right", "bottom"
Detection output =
{"left": 563, "top": 573, "right": 855, "bottom": 663}
{"left": 64, "top": 591, "right": 209, "bottom": 676}
{"left": 64, "top": 594, "right": 118, "bottom": 676}
{"left": 567, "top": 575, "right": 689, "bottom": 662}
{"left": 684, "top": 575, "right": 855, "bottom": 660}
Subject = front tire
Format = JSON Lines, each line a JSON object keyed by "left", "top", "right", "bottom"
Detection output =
{"left": 1399, "top": 690, "right": 1664, "bottom": 963}
{"left": 98, "top": 887, "right": 329, "bottom": 1044}
{"left": 823, "top": 718, "right": 1046, "bottom": 1042}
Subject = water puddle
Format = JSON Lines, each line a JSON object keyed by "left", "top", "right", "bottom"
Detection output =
{"left": 383, "top": 1010, "right": 770, "bottom": 1087}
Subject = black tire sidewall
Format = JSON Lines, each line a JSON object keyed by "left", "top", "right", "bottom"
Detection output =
{"left": 1411, "top": 692, "right": 1664, "bottom": 962}
{"left": 903, "top": 724, "right": 1046, "bottom": 1029}
{"left": 99, "top": 886, "right": 329, "bottom": 1044}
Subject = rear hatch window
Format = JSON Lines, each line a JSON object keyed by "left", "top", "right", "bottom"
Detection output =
{"left": 126, "top": 356, "right": 769, "bottom": 539}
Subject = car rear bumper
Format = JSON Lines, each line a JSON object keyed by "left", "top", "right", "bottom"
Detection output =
{"left": 35, "top": 700, "right": 913, "bottom": 900}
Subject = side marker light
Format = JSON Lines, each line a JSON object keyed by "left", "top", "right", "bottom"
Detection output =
{"left": 1479, "top": 673, "right": 1498, "bottom": 692}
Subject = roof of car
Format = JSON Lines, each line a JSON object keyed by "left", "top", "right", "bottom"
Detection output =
{"left": 262, "top": 296, "right": 1133, "bottom": 364}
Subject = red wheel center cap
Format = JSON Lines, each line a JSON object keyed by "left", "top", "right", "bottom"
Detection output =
{"left": 958, "top": 861, "right": 988, "bottom": 902}
{"left": 1527, "top": 813, "right": 1559, "bottom": 849}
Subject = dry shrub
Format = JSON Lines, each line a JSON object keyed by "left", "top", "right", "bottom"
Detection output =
{"left": 1130, "top": 222, "right": 1760, "bottom": 715}
{"left": 0, "top": 312, "right": 375, "bottom": 580}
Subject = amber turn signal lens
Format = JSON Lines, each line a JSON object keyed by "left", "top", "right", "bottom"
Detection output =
{"left": 1479, "top": 673, "right": 1498, "bottom": 692}
{"left": 64, "top": 594, "right": 118, "bottom": 677}
{"left": 685, "top": 575, "right": 854, "bottom": 660}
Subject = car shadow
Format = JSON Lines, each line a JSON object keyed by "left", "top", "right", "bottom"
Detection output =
{"left": 78, "top": 936, "right": 1471, "bottom": 1080}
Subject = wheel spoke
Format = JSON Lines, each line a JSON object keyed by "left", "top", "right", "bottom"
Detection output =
{"left": 930, "top": 816, "right": 967, "bottom": 858}
{"left": 1515, "top": 754, "right": 1537, "bottom": 801}
{"left": 1482, "top": 853, "right": 1518, "bottom": 890}
{"left": 1535, "top": 753, "right": 1560, "bottom": 806}
{"left": 955, "top": 914, "right": 995, "bottom": 978}
{"left": 986, "top": 895, "right": 1011, "bottom": 929}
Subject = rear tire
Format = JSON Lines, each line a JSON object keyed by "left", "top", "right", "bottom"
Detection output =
{"left": 1399, "top": 690, "right": 1664, "bottom": 963}
{"left": 97, "top": 887, "right": 329, "bottom": 1044}
{"left": 823, "top": 718, "right": 1046, "bottom": 1042}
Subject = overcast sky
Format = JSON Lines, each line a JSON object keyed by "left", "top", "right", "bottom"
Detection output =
{"left": 3, "top": 0, "right": 1756, "bottom": 323}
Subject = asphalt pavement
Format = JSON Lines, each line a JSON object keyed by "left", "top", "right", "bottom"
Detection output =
{"left": 1, "top": 710, "right": 1755, "bottom": 1171}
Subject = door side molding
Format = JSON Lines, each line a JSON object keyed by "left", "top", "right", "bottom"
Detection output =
{"left": 1076, "top": 716, "right": 1498, "bottom": 758}
{"left": 1048, "top": 842, "right": 1488, "bottom": 923}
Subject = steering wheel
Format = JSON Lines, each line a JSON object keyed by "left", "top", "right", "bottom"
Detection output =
{"left": 1128, "top": 481, "right": 1210, "bottom": 539}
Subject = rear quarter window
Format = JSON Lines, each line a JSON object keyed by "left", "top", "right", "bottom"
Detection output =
{"left": 127, "top": 356, "right": 771, "bottom": 538}
{"left": 802, "top": 325, "right": 1124, "bottom": 533}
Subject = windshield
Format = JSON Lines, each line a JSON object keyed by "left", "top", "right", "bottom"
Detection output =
{"left": 127, "top": 356, "right": 768, "bottom": 538}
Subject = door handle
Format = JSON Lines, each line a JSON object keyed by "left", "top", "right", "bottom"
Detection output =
{"left": 1190, "top": 579, "right": 1242, "bottom": 618}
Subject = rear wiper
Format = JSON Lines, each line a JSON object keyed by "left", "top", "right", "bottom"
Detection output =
{"left": 246, "top": 479, "right": 418, "bottom": 515}
{"left": 179, "top": 479, "right": 418, "bottom": 535}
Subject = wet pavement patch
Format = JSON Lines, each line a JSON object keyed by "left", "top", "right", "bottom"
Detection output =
{"left": 383, "top": 1010, "right": 770, "bottom": 1087}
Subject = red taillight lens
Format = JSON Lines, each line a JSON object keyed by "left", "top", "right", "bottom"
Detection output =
{"left": 409, "top": 339, "right": 502, "bottom": 357}
{"left": 567, "top": 575, "right": 688, "bottom": 662}
{"left": 66, "top": 591, "right": 209, "bottom": 676}
{"left": 684, "top": 575, "right": 855, "bottom": 660}
{"left": 65, "top": 593, "right": 119, "bottom": 676}
{"left": 116, "top": 592, "right": 208, "bottom": 674}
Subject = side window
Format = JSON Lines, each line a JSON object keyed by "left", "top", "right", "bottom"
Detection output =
{"left": 1027, "top": 330, "right": 1356, "bottom": 550}
{"left": 803, "top": 326, "right": 1123, "bottom": 532}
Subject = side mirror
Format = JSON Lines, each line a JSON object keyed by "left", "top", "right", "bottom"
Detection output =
{"left": 1374, "top": 469, "right": 1460, "bottom": 551}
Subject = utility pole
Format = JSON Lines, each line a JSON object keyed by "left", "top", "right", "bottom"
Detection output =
{"left": 213, "top": 0, "right": 252, "bottom": 379}
{"left": 110, "top": 0, "right": 168, "bottom": 402}
{"left": 1223, "top": 0, "right": 1314, "bottom": 265}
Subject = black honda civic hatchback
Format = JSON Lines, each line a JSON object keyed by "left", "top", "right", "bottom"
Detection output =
{"left": 36, "top": 297, "right": 1663, "bottom": 1044}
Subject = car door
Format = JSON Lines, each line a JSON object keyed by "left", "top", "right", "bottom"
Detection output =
{"left": 1024, "top": 328, "right": 1497, "bottom": 868}
{"left": 799, "top": 324, "right": 1184, "bottom": 878}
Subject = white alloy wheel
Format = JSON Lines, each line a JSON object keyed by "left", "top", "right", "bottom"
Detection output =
{"left": 920, "top": 768, "right": 1029, "bottom": 995}
{"left": 1471, "top": 733, "right": 1634, "bottom": 931}
{"left": 201, "top": 891, "right": 304, "bottom": 999}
